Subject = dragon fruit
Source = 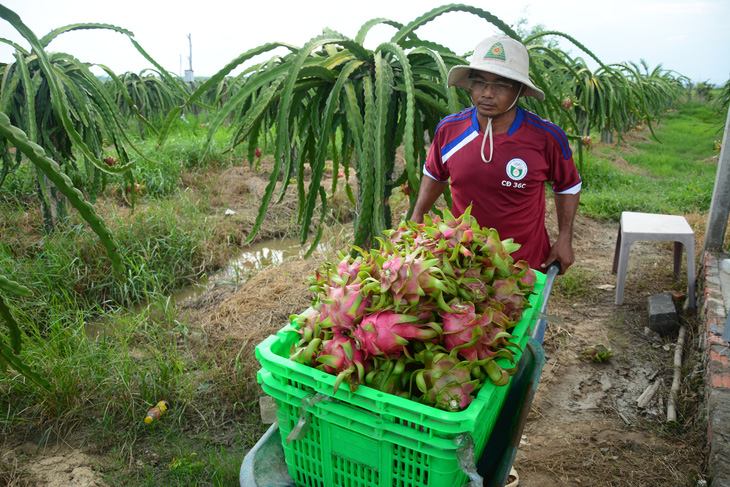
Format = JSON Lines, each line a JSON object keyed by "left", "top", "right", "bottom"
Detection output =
{"left": 317, "top": 333, "right": 369, "bottom": 393}
{"left": 440, "top": 299, "right": 479, "bottom": 353}
{"left": 318, "top": 282, "right": 370, "bottom": 332}
{"left": 491, "top": 276, "right": 531, "bottom": 322}
{"left": 352, "top": 310, "right": 441, "bottom": 357}
{"left": 336, "top": 253, "right": 365, "bottom": 284}
{"left": 510, "top": 260, "right": 537, "bottom": 289}
{"left": 440, "top": 300, "right": 522, "bottom": 363}
{"left": 286, "top": 203, "right": 538, "bottom": 410}
{"left": 414, "top": 352, "right": 481, "bottom": 411}
{"left": 290, "top": 307, "right": 324, "bottom": 344}
{"left": 286, "top": 308, "right": 327, "bottom": 366}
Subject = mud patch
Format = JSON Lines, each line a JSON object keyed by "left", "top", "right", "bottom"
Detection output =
{"left": 2, "top": 444, "right": 110, "bottom": 487}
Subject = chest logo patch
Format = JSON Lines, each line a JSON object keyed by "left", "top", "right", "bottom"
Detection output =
{"left": 506, "top": 158, "right": 528, "bottom": 181}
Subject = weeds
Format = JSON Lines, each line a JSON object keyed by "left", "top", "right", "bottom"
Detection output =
{"left": 555, "top": 266, "right": 598, "bottom": 300}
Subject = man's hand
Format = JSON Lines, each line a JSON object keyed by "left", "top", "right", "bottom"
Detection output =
{"left": 541, "top": 233, "right": 574, "bottom": 274}
{"left": 542, "top": 192, "right": 580, "bottom": 274}
{"left": 411, "top": 177, "right": 447, "bottom": 223}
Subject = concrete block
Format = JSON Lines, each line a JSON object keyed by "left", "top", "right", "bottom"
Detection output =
{"left": 648, "top": 292, "right": 680, "bottom": 334}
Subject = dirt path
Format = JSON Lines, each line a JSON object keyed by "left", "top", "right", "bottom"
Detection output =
{"left": 512, "top": 211, "right": 705, "bottom": 486}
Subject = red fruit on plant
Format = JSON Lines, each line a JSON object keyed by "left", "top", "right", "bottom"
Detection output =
{"left": 254, "top": 148, "right": 262, "bottom": 158}
{"left": 561, "top": 97, "right": 573, "bottom": 109}
{"left": 581, "top": 136, "right": 592, "bottom": 147}
{"left": 103, "top": 156, "right": 117, "bottom": 167}
{"left": 338, "top": 171, "right": 346, "bottom": 179}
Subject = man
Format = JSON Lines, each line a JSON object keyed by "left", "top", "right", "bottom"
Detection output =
{"left": 411, "top": 35, "right": 581, "bottom": 275}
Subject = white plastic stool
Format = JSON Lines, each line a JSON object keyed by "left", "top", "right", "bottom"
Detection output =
{"left": 611, "top": 211, "right": 695, "bottom": 308}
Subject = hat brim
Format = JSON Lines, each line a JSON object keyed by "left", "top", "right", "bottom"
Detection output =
{"left": 447, "top": 65, "right": 545, "bottom": 101}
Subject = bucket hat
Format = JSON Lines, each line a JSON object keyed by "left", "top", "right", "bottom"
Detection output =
{"left": 447, "top": 35, "right": 545, "bottom": 101}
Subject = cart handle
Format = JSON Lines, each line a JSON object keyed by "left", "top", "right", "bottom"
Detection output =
{"left": 530, "top": 260, "right": 561, "bottom": 345}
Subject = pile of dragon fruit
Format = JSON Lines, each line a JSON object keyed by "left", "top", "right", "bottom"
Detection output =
{"left": 286, "top": 206, "right": 537, "bottom": 412}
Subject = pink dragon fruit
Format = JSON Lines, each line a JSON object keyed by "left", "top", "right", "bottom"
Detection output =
{"left": 510, "top": 260, "right": 537, "bottom": 289}
{"left": 414, "top": 353, "right": 481, "bottom": 411}
{"left": 336, "top": 253, "right": 364, "bottom": 284}
{"left": 381, "top": 221, "right": 418, "bottom": 251}
{"left": 318, "top": 282, "right": 370, "bottom": 332}
{"left": 491, "top": 276, "right": 530, "bottom": 322}
{"left": 352, "top": 309, "right": 441, "bottom": 357}
{"left": 441, "top": 302, "right": 520, "bottom": 361}
{"left": 289, "top": 307, "right": 324, "bottom": 344}
{"left": 440, "top": 299, "right": 479, "bottom": 355}
{"left": 461, "top": 311, "right": 519, "bottom": 361}
{"left": 287, "top": 309, "right": 328, "bottom": 366}
{"left": 458, "top": 272, "right": 491, "bottom": 303}
{"left": 389, "top": 250, "right": 453, "bottom": 310}
{"left": 476, "top": 229, "right": 520, "bottom": 276}
{"left": 317, "top": 333, "right": 369, "bottom": 393}
{"left": 377, "top": 254, "right": 405, "bottom": 294}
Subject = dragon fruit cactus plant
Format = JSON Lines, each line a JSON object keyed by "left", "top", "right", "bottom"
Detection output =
{"left": 285, "top": 204, "right": 538, "bottom": 411}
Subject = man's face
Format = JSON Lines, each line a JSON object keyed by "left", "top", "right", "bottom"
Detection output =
{"left": 468, "top": 72, "right": 522, "bottom": 120}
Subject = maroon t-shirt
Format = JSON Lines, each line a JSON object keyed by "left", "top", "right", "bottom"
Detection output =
{"left": 424, "top": 106, "right": 581, "bottom": 269}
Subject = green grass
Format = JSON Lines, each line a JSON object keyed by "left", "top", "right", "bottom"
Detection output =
{"left": 0, "top": 114, "right": 253, "bottom": 201}
{"left": 579, "top": 100, "right": 723, "bottom": 221}
{"left": 554, "top": 266, "right": 598, "bottom": 300}
{"left": 1, "top": 293, "right": 264, "bottom": 483}
{"left": 0, "top": 190, "right": 216, "bottom": 326}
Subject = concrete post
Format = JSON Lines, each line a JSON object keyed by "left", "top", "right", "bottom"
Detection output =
{"left": 705, "top": 107, "right": 730, "bottom": 251}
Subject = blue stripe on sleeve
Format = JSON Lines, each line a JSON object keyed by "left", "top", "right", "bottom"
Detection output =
{"left": 435, "top": 107, "right": 475, "bottom": 134}
{"left": 523, "top": 112, "right": 572, "bottom": 159}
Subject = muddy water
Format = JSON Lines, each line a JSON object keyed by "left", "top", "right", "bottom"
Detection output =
{"left": 173, "top": 236, "right": 331, "bottom": 303}
{"left": 85, "top": 236, "right": 335, "bottom": 337}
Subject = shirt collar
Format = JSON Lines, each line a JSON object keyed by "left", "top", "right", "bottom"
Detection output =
{"left": 469, "top": 106, "right": 525, "bottom": 136}
{"left": 508, "top": 106, "right": 525, "bottom": 136}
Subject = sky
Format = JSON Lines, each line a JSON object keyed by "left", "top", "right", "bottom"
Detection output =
{"left": 0, "top": 0, "right": 728, "bottom": 85}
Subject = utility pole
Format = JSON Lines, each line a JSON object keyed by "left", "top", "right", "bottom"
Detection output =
{"left": 704, "top": 107, "right": 730, "bottom": 251}
{"left": 184, "top": 34, "right": 197, "bottom": 115}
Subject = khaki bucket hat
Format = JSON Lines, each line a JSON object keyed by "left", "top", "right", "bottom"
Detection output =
{"left": 447, "top": 35, "right": 545, "bottom": 101}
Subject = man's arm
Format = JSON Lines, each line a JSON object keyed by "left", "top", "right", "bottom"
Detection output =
{"left": 410, "top": 177, "right": 448, "bottom": 223}
{"left": 541, "top": 192, "right": 580, "bottom": 274}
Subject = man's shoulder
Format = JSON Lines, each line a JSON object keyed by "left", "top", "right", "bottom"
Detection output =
{"left": 436, "top": 107, "right": 475, "bottom": 133}
{"left": 520, "top": 109, "right": 567, "bottom": 135}
{"left": 519, "top": 109, "right": 572, "bottom": 158}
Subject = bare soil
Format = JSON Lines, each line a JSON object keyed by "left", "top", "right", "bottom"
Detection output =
{"left": 3, "top": 158, "right": 708, "bottom": 486}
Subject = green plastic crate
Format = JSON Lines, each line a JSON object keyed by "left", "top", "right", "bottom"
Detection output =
{"left": 255, "top": 271, "right": 547, "bottom": 487}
